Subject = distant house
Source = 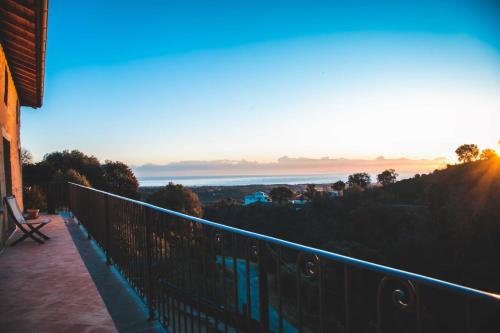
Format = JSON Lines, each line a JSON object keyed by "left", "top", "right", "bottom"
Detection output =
{"left": 292, "top": 194, "right": 309, "bottom": 205}
{"left": 244, "top": 192, "right": 272, "bottom": 205}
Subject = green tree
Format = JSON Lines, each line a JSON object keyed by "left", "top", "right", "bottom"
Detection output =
{"left": 101, "top": 160, "right": 139, "bottom": 198}
{"left": 377, "top": 169, "right": 398, "bottom": 186}
{"left": 147, "top": 182, "right": 203, "bottom": 217}
{"left": 23, "top": 185, "right": 47, "bottom": 211}
{"left": 304, "top": 184, "right": 317, "bottom": 200}
{"left": 332, "top": 180, "right": 346, "bottom": 192}
{"left": 455, "top": 144, "right": 479, "bottom": 163}
{"left": 479, "top": 148, "right": 497, "bottom": 160}
{"left": 50, "top": 169, "right": 91, "bottom": 190}
{"left": 348, "top": 172, "right": 371, "bottom": 189}
{"left": 21, "top": 148, "right": 33, "bottom": 166}
{"left": 42, "top": 150, "right": 103, "bottom": 187}
{"left": 269, "top": 186, "right": 294, "bottom": 204}
{"left": 48, "top": 169, "right": 91, "bottom": 212}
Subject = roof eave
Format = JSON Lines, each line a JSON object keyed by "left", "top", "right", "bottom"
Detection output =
{"left": 32, "top": 0, "right": 47, "bottom": 108}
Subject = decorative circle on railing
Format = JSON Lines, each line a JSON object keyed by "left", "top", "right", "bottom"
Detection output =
{"left": 298, "top": 253, "right": 320, "bottom": 278}
{"left": 378, "top": 277, "right": 417, "bottom": 312}
{"left": 392, "top": 288, "right": 412, "bottom": 309}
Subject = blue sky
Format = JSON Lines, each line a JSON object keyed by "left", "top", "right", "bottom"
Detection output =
{"left": 22, "top": 1, "right": 500, "bottom": 166}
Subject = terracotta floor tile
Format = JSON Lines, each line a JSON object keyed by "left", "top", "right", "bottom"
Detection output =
{"left": 0, "top": 216, "right": 118, "bottom": 332}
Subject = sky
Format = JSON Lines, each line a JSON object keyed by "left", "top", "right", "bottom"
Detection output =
{"left": 21, "top": 0, "right": 500, "bottom": 173}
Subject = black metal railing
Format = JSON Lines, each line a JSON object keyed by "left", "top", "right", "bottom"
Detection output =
{"left": 68, "top": 182, "right": 500, "bottom": 333}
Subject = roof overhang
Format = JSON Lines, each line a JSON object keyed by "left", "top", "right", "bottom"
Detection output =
{"left": 0, "top": 0, "right": 48, "bottom": 108}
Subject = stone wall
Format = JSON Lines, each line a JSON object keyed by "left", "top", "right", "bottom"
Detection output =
{"left": 0, "top": 42, "right": 23, "bottom": 248}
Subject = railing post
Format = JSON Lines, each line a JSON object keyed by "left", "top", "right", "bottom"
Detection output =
{"left": 258, "top": 240, "right": 269, "bottom": 332}
{"left": 104, "top": 195, "right": 111, "bottom": 265}
{"left": 145, "top": 208, "right": 155, "bottom": 321}
{"left": 87, "top": 189, "right": 92, "bottom": 240}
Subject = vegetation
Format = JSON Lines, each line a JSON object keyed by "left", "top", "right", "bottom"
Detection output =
{"left": 269, "top": 186, "right": 294, "bottom": 204}
{"left": 23, "top": 185, "right": 47, "bottom": 211}
{"left": 376, "top": 168, "right": 398, "bottom": 185}
{"left": 22, "top": 149, "right": 139, "bottom": 211}
{"left": 331, "top": 180, "right": 345, "bottom": 192}
{"left": 347, "top": 172, "right": 371, "bottom": 189}
{"left": 20, "top": 148, "right": 33, "bottom": 165}
{"left": 147, "top": 182, "right": 203, "bottom": 217}
{"left": 480, "top": 148, "right": 497, "bottom": 160}
{"left": 304, "top": 184, "right": 317, "bottom": 199}
{"left": 455, "top": 144, "right": 480, "bottom": 163}
{"left": 101, "top": 160, "right": 139, "bottom": 198}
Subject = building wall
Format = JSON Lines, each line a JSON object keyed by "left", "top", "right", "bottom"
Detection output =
{"left": 0, "top": 42, "right": 23, "bottom": 248}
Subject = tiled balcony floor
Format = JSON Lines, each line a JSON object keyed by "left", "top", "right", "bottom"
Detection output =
{"left": 0, "top": 215, "right": 117, "bottom": 332}
{"left": 0, "top": 215, "right": 165, "bottom": 333}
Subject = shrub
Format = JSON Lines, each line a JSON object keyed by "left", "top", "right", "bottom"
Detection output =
{"left": 23, "top": 185, "right": 48, "bottom": 211}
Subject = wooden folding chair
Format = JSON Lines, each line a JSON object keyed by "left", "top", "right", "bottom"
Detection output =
{"left": 5, "top": 196, "right": 51, "bottom": 246}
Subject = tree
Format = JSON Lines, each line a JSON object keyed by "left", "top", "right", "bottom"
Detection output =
{"left": 147, "top": 182, "right": 202, "bottom": 217}
{"left": 23, "top": 185, "right": 47, "bottom": 210}
{"left": 479, "top": 148, "right": 497, "bottom": 160}
{"left": 377, "top": 169, "right": 398, "bottom": 186}
{"left": 21, "top": 148, "right": 33, "bottom": 165}
{"left": 42, "top": 150, "right": 103, "bottom": 187}
{"left": 48, "top": 169, "right": 91, "bottom": 212}
{"left": 101, "top": 160, "right": 139, "bottom": 198}
{"left": 332, "top": 180, "right": 346, "bottom": 192}
{"left": 455, "top": 144, "right": 479, "bottom": 163}
{"left": 348, "top": 173, "right": 371, "bottom": 189}
{"left": 269, "top": 186, "right": 294, "bottom": 204}
{"left": 304, "top": 184, "right": 317, "bottom": 200}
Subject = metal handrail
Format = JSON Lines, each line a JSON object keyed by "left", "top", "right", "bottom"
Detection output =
{"left": 68, "top": 182, "right": 500, "bottom": 303}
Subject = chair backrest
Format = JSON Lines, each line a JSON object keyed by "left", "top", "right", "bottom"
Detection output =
{"left": 4, "top": 196, "right": 25, "bottom": 225}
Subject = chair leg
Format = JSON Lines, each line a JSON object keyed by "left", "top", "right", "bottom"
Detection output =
{"left": 28, "top": 224, "right": 50, "bottom": 240}
{"left": 10, "top": 230, "right": 44, "bottom": 246}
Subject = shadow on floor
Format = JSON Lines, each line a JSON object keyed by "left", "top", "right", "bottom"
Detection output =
{"left": 65, "top": 218, "right": 165, "bottom": 333}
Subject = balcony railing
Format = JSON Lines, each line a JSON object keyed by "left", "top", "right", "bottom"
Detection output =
{"left": 68, "top": 182, "right": 500, "bottom": 333}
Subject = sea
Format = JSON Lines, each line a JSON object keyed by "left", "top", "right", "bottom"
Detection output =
{"left": 139, "top": 174, "right": 353, "bottom": 187}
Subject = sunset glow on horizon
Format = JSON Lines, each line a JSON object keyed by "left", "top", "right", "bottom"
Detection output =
{"left": 21, "top": 1, "right": 500, "bottom": 170}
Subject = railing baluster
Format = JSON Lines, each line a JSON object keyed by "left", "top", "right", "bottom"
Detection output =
{"left": 145, "top": 207, "right": 155, "bottom": 320}
{"left": 276, "top": 247, "right": 283, "bottom": 333}
{"left": 104, "top": 194, "right": 111, "bottom": 265}
{"left": 318, "top": 258, "right": 325, "bottom": 333}
{"left": 296, "top": 253, "right": 303, "bottom": 333}
{"left": 344, "top": 265, "right": 351, "bottom": 333}
{"left": 221, "top": 233, "right": 228, "bottom": 333}
{"left": 245, "top": 240, "right": 252, "bottom": 331}
{"left": 231, "top": 234, "right": 239, "bottom": 333}
{"left": 257, "top": 240, "right": 269, "bottom": 333}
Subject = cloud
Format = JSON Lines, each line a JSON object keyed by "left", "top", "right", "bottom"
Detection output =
{"left": 133, "top": 156, "right": 447, "bottom": 177}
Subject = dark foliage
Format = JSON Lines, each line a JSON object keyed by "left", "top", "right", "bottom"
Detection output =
{"left": 147, "top": 182, "right": 203, "bottom": 217}
{"left": 101, "top": 160, "right": 139, "bottom": 198}
{"left": 347, "top": 172, "right": 371, "bottom": 189}
{"left": 23, "top": 185, "right": 47, "bottom": 210}
{"left": 332, "top": 180, "right": 346, "bottom": 191}
{"left": 377, "top": 168, "right": 398, "bottom": 186}
{"left": 455, "top": 144, "right": 479, "bottom": 163}
{"left": 22, "top": 149, "right": 139, "bottom": 211}
{"left": 42, "top": 150, "right": 104, "bottom": 187}
{"left": 269, "top": 186, "right": 294, "bottom": 204}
